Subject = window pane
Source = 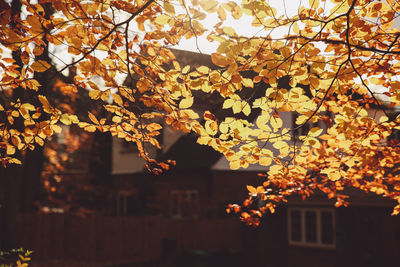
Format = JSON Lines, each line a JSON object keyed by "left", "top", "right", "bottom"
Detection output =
{"left": 126, "top": 195, "right": 136, "bottom": 216}
{"left": 171, "top": 193, "right": 179, "bottom": 216}
{"left": 190, "top": 192, "right": 199, "bottom": 217}
{"left": 305, "top": 211, "right": 317, "bottom": 243}
{"left": 117, "top": 195, "right": 127, "bottom": 216}
{"left": 290, "top": 210, "right": 302, "bottom": 242}
{"left": 321, "top": 211, "right": 333, "bottom": 244}
{"left": 181, "top": 193, "right": 189, "bottom": 218}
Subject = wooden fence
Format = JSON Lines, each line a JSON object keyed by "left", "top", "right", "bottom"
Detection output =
{"left": 17, "top": 214, "right": 242, "bottom": 265}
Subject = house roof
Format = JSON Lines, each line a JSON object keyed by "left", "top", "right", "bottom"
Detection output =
{"left": 158, "top": 132, "right": 222, "bottom": 171}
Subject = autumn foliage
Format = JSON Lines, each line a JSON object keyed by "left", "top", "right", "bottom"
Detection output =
{"left": 2, "top": 0, "right": 400, "bottom": 225}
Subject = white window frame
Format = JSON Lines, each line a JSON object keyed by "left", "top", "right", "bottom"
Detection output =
{"left": 288, "top": 207, "right": 335, "bottom": 248}
{"left": 170, "top": 190, "right": 199, "bottom": 219}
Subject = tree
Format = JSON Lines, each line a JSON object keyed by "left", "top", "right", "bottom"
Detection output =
{"left": 1, "top": 0, "right": 400, "bottom": 226}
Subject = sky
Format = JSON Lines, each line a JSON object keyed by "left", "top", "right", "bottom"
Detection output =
{"left": 175, "top": 0, "right": 304, "bottom": 54}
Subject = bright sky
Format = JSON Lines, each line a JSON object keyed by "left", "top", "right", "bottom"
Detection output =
{"left": 175, "top": 0, "right": 300, "bottom": 54}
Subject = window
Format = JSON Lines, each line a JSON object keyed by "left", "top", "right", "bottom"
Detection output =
{"left": 288, "top": 208, "right": 335, "bottom": 248}
{"left": 170, "top": 190, "right": 199, "bottom": 219}
{"left": 116, "top": 191, "right": 135, "bottom": 216}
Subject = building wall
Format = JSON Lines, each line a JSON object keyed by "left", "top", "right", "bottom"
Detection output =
{"left": 111, "top": 137, "right": 146, "bottom": 175}
{"left": 112, "top": 125, "right": 184, "bottom": 175}
{"left": 255, "top": 204, "right": 400, "bottom": 267}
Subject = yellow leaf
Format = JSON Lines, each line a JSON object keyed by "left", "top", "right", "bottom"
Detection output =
{"left": 309, "top": 127, "right": 323, "bottom": 137}
{"left": 211, "top": 53, "right": 230, "bottom": 67}
{"left": 197, "top": 65, "right": 210, "bottom": 74}
{"left": 112, "top": 116, "right": 122, "bottom": 123}
{"left": 259, "top": 157, "right": 272, "bottom": 166}
{"left": 88, "top": 112, "right": 99, "bottom": 124}
{"left": 180, "top": 109, "right": 199, "bottom": 119}
{"left": 242, "top": 103, "right": 251, "bottom": 116}
{"left": 113, "top": 94, "right": 123, "bottom": 106}
{"left": 232, "top": 101, "right": 241, "bottom": 114}
{"left": 219, "top": 123, "right": 229, "bottom": 133}
{"left": 85, "top": 125, "right": 97, "bottom": 132}
{"left": 35, "top": 136, "right": 44, "bottom": 146}
{"left": 7, "top": 145, "right": 16, "bottom": 155}
{"left": 230, "top": 160, "right": 240, "bottom": 170}
{"left": 60, "top": 114, "right": 79, "bottom": 125}
{"left": 27, "top": 15, "right": 42, "bottom": 34}
{"left": 200, "top": 0, "right": 218, "bottom": 12}
{"left": 89, "top": 90, "right": 101, "bottom": 100}
{"left": 271, "top": 117, "right": 282, "bottom": 129}
{"left": 309, "top": 0, "right": 319, "bottom": 9}
{"left": 222, "top": 98, "right": 234, "bottom": 109}
{"left": 137, "top": 79, "right": 150, "bottom": 93}
{"left": 379, "top": 116, "right": 389, "bottom": 123}
{"left": 11, "top": 136, "right": 21, "bottom": 147}
{"left": 217, "top": 5, "right": 226, "bottom": 21}
{"left": 222, "top": 26, "right": 236, "bottom": 36}
{"left": 182, "top": 65, "right": 191, "bottom": 74}
{"left": 328, "top": 170, "right": 341, "bottom": 181}
{"left": 247, "top": 185, "right": 257, "bottom": 194}
{"left": 205, "top": 120, "right": 218, "bottom": 135}
{"left": 155, "top": 14, "right": 170, "bottom": 25}
{"left": 51, "top": 124, "right": 62, "bottom": 133}
{"left": 33, "top": 46, "right": 44, "bottom": 56}
{"left": 147, "top": 46, "right": 156, "bottom": 57}
{"left": 164, "top": 1, "right": 175, "bottom": 15}
{"left": 295, "top": 115, "right": 308, "bottom": 125}
{"left": 292, "top": 22, "right": 299, "bottom": 34}
{"left": 31, "top": 60, "right": 51, "bottom": 72}
{"left": 38, "top": 95, "right": 51, "bottom": 112}
{"left": 179, "top": 97, "right": 194, "bottom": 109}
{"left": 273, "top": 141, "right": 287, "bottom": 150}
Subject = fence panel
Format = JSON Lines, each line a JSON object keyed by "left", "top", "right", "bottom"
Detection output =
{"left": 18, "top": 214, "right": 242, "bottom": 265}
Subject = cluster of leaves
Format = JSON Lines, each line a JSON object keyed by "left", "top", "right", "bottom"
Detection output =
{"left": 2, "top": 0, "right": 400, "bottom": 225}
{"left": 0, "top": 248, "right": 32, "bottom": 267}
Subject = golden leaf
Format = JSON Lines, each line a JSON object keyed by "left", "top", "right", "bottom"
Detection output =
{"left": 113, "top": 94, "right": 123, "bottom": 107}
{"left": 31, "top": 60, "right": 51, "bottom": 72}
{"left": 222, "top": 98, "right": 235, "bottom": 109}
{"left": 179, "top": 97, "right": 194, "bottom": 109}
{"left": 309, "top": 0, "right": 319, "bottom": 9}
{"left": 217, "top": 5, "right": 226, "bottom": 21}
{"left": 164, "top": 1, "right": 175, "bottom": 15}
{"left": 200, "top": 0, "right": 218, "bottom": 12}
{"left": 88, "top": 112, "right": 99, "bottom": 124}
{"left": 155, "top": 14, "right": 170, "bottom": 25}
{"left": 211, "top": 53, "right": 230, "bottom": 67}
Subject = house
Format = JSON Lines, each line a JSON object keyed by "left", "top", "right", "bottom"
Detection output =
{"left": 109, "top": 48, "right": 400, "bottom": 267}
{"left": 10, "top": 48, "right": 400, "bottom": 266}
